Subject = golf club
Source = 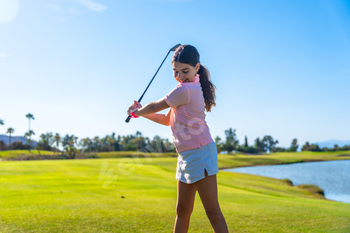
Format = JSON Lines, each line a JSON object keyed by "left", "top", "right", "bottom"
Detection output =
{"left": 125, "top": 43, "right": 181, "bottom": 123}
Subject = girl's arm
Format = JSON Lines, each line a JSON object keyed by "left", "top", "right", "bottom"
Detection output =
{"left": 129, "top": 98, "right": 171, "bottom": 126}
{"left": 134, "top": 98, "right": 169, "bottom": 115}
{"left": 142, "top": 108, "right": 172, "bottom": 126}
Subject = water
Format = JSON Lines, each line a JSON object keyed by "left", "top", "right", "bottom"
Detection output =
{"left": 225, "top": 160, "right": 350, "bottom": 203}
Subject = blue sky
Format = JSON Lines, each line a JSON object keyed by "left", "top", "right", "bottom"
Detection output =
{"left": 0, "top": 0, "right": 349, "bottom": 148}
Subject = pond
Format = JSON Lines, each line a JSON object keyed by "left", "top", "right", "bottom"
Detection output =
{"left": 224, "top": 160, "right": 350, "bottom": 203}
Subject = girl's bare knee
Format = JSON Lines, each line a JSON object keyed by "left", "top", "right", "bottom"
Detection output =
{"left": 176, "top": 203, "right": 193, "bottom": 217}
{"left": 205, "top": 208, "right": 223, "bottom": 223}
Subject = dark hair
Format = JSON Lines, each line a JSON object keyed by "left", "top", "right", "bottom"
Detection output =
{"left": 172, "top": 45, "right": 216, "bottom": 112}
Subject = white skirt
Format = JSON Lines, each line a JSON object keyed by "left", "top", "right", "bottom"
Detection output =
{"left": 176, "top": 142, "right": 219, "bottom": 184}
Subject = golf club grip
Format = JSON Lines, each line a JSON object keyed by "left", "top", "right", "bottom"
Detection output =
{"left": 125, "top": 115, "right": 132, "bottom": 123}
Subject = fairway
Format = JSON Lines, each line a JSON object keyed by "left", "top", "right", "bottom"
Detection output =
{"left": 1, "top": 154, "right": 350, "bottom": 233}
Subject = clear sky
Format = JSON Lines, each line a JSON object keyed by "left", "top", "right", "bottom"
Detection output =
{"left": 1, "top": 0, "right": 349, "bottom": 148}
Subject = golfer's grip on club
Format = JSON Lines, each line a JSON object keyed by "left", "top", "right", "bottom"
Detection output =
{"left": 125, "top": 44, "right": 181, "bottom": 123}
{"left": 125, "top": 98, "right": 142, "bottom": 123}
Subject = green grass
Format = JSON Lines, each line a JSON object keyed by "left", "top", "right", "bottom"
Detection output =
{"left": 0, "top": 150, "right": 56, "bottom": 159}
{"left": 97, "top": 151, "right": 178, "bottom": 159}
{"left": 2, "top": 149, "right": 350, "bottom": 165}
{"left": 0, "top": 153, "right": 350, "bottom": 232}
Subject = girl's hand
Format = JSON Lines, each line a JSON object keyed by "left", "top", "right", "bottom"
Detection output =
{"left": 127, "top": 100, "right": 142, "bottom": 116}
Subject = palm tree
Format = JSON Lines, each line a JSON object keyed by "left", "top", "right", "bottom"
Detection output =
{"left": 24, "top": 132, "right": 30, "bottom": 148}
{"left": 6, "top": 128, "right": 14, "bottom": 148}
{"left": 25, "top": 113, "right": 35, "bottom": 132}
{"left": 39, "top": 133, "right": 47, "bottom": 151}
{"left": 99, "top": 137, "right": 106, "bottom": 151}
{"left": 80, "top": 138, "right": 92, "bottom": 154}
{"left": 39, "top": 132, "right": 54, "bottom": 151}
{"left": 25, "top": 113, "right": 35, "bottom": 151}
{"left": 64, "top": 135, "right": 79, "bottom": 159}
{"left": 107, "top": 137, "right": 116, "bottom": 151}
{"left": 54, "top": 133, "right": 61, "bottom": 154}
{"left": 93, "top": 136, "right": 100, "bottom": 153}
{"left": 25, "top": 130, "right": 35, "bottom": 151}
{"left": 73, "top": 136, "right": 78, "bottom": 148}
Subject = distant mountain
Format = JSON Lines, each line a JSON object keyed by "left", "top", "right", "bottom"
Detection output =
{"left": 313, "top": 140, "right": 350, "bottom": 149}
{"left": 0, "top": 134, "right": 37, "bottom": 147}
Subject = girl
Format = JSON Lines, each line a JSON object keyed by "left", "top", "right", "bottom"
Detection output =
{"left": 127, "top": 45, "right": 228, "bottom": 233}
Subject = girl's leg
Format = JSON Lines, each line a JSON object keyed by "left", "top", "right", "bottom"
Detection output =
{"left": 173, "top": 181, "right": 197, "bottom": 233}
{"left": 196, "top": 171, "right": 228, "bottom": 233}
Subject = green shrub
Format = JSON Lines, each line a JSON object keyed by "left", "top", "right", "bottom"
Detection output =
{"left": 87, "top": 154, "right": 99, "bottom": 159}
{"left": 236, "top": 146, "right": 258, "bottom": 154}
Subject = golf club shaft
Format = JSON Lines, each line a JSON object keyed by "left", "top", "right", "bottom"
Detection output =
{"left": 138, "top": 50, "right": 171, "bottom": 103}
{"left": 125, "top": 50, "right": 171, "bottom": 123}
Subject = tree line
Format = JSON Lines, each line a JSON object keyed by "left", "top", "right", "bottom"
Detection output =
{"left": 214, "top": 128, "right": 349, "bottom": 153}
{"left": 214, "top": 128, "right": 298, "bottom": 154}
{"left": 1, "top": 115, "right": 349, "bottom": 156}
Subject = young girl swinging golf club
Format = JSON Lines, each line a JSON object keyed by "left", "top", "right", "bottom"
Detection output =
{"left": 127, "top": 44, "right": 228, "bottom": 233}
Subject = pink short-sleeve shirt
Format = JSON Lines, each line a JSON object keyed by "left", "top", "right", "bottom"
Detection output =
{"left": 164, "top": 75, "right": 213, "bottom": 153}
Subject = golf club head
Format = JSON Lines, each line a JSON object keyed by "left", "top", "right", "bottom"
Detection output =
{"left": 170, "top": 44, "right": 181, "bottom": 52}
